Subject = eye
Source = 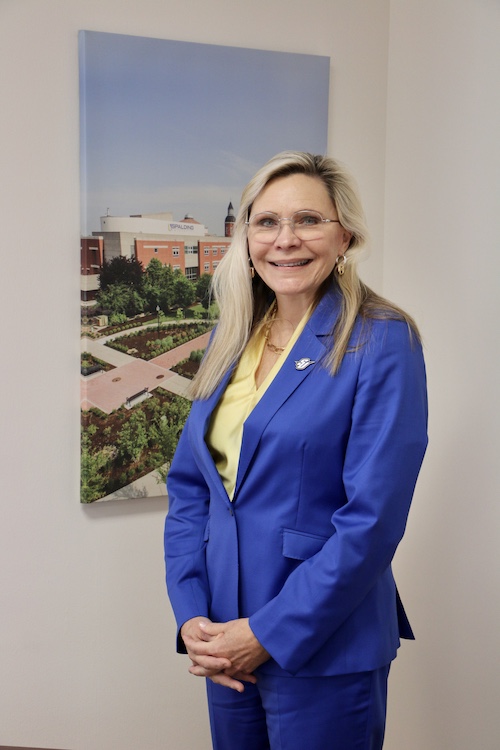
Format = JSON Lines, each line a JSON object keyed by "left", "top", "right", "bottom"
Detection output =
{"left": 253, "top": 213, "right": 279, "bottom": 229}
{"left": 294, "top": 211, "right": 322, "bottom": 226}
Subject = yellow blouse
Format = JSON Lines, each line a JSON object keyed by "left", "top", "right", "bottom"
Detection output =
{"left": 206, "top": 306, "right": 312, "bottom": 500}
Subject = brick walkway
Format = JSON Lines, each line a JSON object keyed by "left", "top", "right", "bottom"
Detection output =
{"left": 81, "top": 331, "right": 211, "bottom": 414}
{"left": 151, "top": 331, "right": 211, "bottom": 369}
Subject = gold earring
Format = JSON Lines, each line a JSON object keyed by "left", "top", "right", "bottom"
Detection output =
{"left": 248, "top": 258, "right": 255, "bottom": 278}
{"left": 335, "top": 254, "right": 346, "bottom": 276}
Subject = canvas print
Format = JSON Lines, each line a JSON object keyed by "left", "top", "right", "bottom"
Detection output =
{"left": 80, "top": 30, "right": 330, "bottom": 502}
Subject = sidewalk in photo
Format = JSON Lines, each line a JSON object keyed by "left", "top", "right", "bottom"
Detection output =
{"left": 81, "top": 336, "right": 135, "bottom": 367}
{"left": 80, "top": 331, "right": 211, "bottom": 412}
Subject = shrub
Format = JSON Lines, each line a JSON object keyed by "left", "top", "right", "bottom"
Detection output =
{"left": 109, "top": 313, "right": 128, "bottom": 325}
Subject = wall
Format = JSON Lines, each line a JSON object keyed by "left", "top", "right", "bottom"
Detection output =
{"left": 2, "top": 1, "right": 498, "bottom": 748}
{"left": 383, "top": 1, "right": 500, "bottom": 748}
{"left": 0, "top": 1, "right": 390, "bottom": 748}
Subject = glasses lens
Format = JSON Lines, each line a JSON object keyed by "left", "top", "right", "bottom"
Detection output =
{"left": 291, "top": 211, "right": 324, "bottom": 239}
{"left": 248, "top": 213, "right": 279, "bottom": 243}
{"left": 249, "top": 213, "right": 279, "bottom": 230}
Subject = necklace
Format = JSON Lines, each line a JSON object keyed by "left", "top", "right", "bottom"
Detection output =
{"left": 263, "top": 301, "right": 286, "bottom": 354}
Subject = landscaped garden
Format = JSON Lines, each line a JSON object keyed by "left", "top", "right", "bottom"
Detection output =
{"left": 80, "top": 257, "right": 216, "bottom": 502}
{"left": 81, "top": 320, "right": 209, "bottom": 503}
{"left": 81, "top": 388, "right": 191, "bottom": 503}
{"left": 81, "top": 353, "right": 114, "bottom": 375}
{"left": 170, "top": 349, "right": 205, "bottom": 380}
{"left": 104, "top": 321, "right": 213, "bottom": 360}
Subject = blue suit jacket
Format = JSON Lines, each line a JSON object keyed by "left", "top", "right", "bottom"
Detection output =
{"left": 165, "top": 290, "right": 428, "bottom": 677}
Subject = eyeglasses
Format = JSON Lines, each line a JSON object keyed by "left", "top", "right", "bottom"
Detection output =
{"left": 245, "top": 210, "right": 340, "bottom": 243}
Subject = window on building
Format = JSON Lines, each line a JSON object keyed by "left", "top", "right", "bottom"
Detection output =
{"left": 173, "top": 248, "right": 180, "bottom": 257}
{"left": 204, "top": 263, "right": 210, "bottom": 271}
{"left": 204, "top": 247, "right": 210, "bottom": 255}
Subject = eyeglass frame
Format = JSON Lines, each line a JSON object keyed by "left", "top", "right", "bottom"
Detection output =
{"left": 244, "top": 210, "right": 341, "bottom": 241}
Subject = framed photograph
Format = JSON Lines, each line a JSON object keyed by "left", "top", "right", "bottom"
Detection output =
{"left": 79, "top": 30, "right": 330, "bottom": 502}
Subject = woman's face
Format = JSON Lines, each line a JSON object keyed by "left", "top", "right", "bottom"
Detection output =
{"left": 248, "top": 174, "right": 351, "bottom": 310}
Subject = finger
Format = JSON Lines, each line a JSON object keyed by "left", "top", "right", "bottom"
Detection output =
{"left": 187, "top": 653, "right": 232, "bottom": 671}
{"left": 187, "top": 639, "right": 229, "bottom": 661}
{"left": 189, "top": 664, "right": 223, "bottom": 678}
{"left": 199, "top": 621, "right": 225, "bottom": 637}
{"left": 209, "top": 673, "right": 245, "bottom": 693}
{"left": 224, "top": 669, "right": 257, "bottom": 685}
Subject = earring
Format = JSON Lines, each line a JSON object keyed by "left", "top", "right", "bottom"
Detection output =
{"left": 335, "top": 254, "right": 346, "bottom": 276}
{"left": 248, "top": 258, "right": 255, "bottom": 279}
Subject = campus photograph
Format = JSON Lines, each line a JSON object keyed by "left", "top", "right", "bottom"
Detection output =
{"left": 79, "top": 30, "right": 329, "bottom": 501}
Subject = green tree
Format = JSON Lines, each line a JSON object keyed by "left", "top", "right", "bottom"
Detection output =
{"left": 143, "top": 257, "right": 164, "bottom": 308}
{"left": 99, "top": 256, "right": 144, "bottom": 291}
{"left": 196, "top": 273, "right": 212, "bottom": 310}
{"left": 116, "top": 410, "right": 148, "bottom": 463}
{"left": 172, "top": 270, "right": 195, "bottom": 309}
{"left": 97, "top": 283, "right": 130, "bottom": 315}
{"left": 150, "top": 419, "right": 179, "bottom": 465}
{"left": 81, "top": 433, "right": 113, "bottom": 503}
{"left": 143, "top": 258, "right": 175, "bottom": 312}
{"left": 97, "top": 283, "right": 145, "bottom": 317}
{"left": 153, "top": 395, "right": 191, "bottom": 483}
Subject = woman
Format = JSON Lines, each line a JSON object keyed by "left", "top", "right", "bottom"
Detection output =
{"left": 164, "top": 151, "right": 428, "bottom": 749}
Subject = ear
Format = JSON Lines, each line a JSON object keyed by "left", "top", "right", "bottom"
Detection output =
{"left": 342, "top": 231, "right": 353, "bottom": 250}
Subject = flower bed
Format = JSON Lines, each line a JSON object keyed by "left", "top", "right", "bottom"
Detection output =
{"left": 105, "top": 321, "right": 213, "bottom": 360}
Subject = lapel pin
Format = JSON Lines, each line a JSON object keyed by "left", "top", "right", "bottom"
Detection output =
{"left": 295, "top": 358, "right": 315, "bottom": 371}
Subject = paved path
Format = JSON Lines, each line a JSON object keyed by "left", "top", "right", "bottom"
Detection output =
{"left": 80, "top": 327, "right": 212, "bottom": 501}
{"left": 81, "top": 331, "right": 211, "bottom": 412}
{"left": 151, "top": 332, "right": 211, "bottom": 369}
{"left": 81, "top": 358, "right": 177, "bottom": 413}
{"left": 81, "top": 336, "right": 135, "bottom": 367}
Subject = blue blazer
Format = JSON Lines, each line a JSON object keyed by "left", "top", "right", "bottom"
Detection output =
{"left": 165, "top": 290, "right": 428, "bottom": 677}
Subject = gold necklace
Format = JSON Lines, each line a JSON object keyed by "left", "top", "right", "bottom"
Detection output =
{"left": 263, "top": 301, "right": 286, "bottom": 354}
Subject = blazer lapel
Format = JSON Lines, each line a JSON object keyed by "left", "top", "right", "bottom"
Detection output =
{"left": 233, "top": 290, "right": 341, "bottom": 500}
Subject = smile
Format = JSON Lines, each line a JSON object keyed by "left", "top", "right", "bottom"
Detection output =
{"left": 271, "top": 260, "right": 311, "bottom": 267}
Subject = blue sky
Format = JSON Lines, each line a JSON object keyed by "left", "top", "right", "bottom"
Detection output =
{"left": 79, "top": 31, "right": 330, "bottom": 236}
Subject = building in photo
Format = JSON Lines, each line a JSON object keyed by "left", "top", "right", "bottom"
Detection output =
{"left": 80, "top": 206, "right": 232, "bottom": 307}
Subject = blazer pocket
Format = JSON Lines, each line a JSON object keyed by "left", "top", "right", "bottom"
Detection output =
{"left": 282, "top": 528, "right": 330, "bottom": 561}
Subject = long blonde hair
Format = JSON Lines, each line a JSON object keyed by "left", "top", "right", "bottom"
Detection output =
{"left": 190, "top": 151, "right": 419, "bottom": 400}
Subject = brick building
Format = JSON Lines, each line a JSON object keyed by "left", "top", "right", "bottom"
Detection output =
{"left": 80, "top": 207, "right": 233, "bottom": 307}
{"left": 80, "top": 236, "right": 104, "bottom": 305}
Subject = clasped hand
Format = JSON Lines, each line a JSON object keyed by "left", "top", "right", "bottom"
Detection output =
{"left": 180, "top": 616, "right": 270, "bottom": 692}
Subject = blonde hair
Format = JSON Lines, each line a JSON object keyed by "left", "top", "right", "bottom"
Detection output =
{"left": 190, "top": 151, "right": 419, "bottom": 400}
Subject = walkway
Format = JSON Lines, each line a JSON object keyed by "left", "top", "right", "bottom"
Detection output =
{"left": 81, "top": 336, "right": 135, "bottom": 367}
{"left": 81, "top": 331, "right": 212, "bottom": 413}
{"left": 80, "top": 327, "right": 212, "bottom": 501}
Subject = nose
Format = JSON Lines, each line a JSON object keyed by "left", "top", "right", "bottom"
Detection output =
{"left": 275, "top": 219, "right": 300, "bottom": 246}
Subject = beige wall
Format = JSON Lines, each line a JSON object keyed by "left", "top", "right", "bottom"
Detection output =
{"left": 383, "top": 2, "right": 500, "bottom": 748}
{"left": 0, "top": 1, "right": 498, "bottom": 748}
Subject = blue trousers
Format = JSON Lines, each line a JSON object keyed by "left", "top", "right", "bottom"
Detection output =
{"left": 206, "top": 664, "right": 390, "bottom": 750}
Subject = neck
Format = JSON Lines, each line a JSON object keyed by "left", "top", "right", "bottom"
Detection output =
{"left": 274, "top": 294, "right": 314, "bottom": 329}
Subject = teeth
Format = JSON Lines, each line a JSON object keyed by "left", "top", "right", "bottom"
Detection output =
{"left": 273, "top": 260, "right": 309, "bottom": 267}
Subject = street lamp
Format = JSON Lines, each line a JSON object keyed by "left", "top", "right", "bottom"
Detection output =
{"left": 156, "top": 305, "right": 161, "bottom": 332}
